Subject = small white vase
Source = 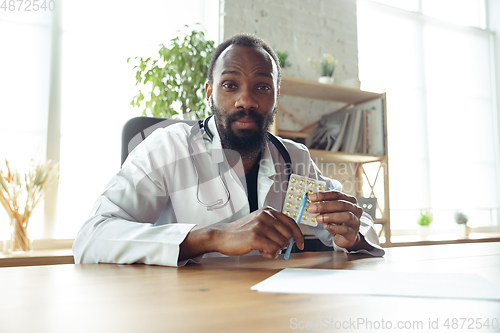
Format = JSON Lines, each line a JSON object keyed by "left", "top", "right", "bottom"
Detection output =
{"left": 318, "top": 76, "right": 334, "bottom": 84}
{"left": 457, "top": 224, "right": 470, "bottom": 238}
{"left": 418, "top": 225, "right": 430, "bottom": 239}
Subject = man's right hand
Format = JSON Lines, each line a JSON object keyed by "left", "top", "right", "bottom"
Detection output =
{"left": 179, "top": 206, "right": 304, "bottom": 260}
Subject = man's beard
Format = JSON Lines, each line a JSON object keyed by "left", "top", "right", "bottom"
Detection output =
{"left": 211, "top": 97, "right": 276, "bottom": 160}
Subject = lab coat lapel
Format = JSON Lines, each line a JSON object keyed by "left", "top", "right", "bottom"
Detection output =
{"left": 207, "top": 117, "right": 250, "bottom": 217}
{"left": 258, "top": 141, "right": 282, "bottom": 210}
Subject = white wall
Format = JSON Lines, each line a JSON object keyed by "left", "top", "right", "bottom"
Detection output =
{"left": 222, "top": 0, "right": 359, "bottom": 82}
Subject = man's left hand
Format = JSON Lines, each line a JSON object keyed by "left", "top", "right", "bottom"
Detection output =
{"left": 308, "top": 191, "right": 363, "bottom": 250}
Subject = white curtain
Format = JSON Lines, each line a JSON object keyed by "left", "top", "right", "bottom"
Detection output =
{"left": 357, "top": 0, "right": 499, "bottom": 233}
{"left": 0, "top": 0, "right": 219, "bottom": 240}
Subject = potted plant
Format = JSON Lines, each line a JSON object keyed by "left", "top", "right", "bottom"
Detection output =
{"left": 274, "top": 49, "right": 292, "bottom": 69}
{"left": 454, "top": 211, "right": 470, "bottom": 238}
{"left": 308, "top": 54, "right": 338, "bottom": 84}
{"left": 128, "top": 25, "right": 215, "bottom": 120}
{"left": 417, "top": 210, "right": 433, "bottom": 238}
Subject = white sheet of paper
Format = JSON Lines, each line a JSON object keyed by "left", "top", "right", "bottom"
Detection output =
{"left": 251, "top": 268, "right": 500, "bottom": 301}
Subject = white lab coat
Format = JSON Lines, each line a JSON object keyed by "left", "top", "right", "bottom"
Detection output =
{"left": 73, "top": 117, "right": 384, "bottom": 266}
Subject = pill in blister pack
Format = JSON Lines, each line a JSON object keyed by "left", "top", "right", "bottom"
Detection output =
{"left": 282, "top": 174, "right": 326, "bottom": 227}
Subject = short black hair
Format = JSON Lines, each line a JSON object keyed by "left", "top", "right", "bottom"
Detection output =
{"left": 207, "top": 34, "right": 281, "bottom": 87}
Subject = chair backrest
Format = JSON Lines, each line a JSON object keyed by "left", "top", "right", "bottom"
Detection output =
{"left": 121, "top": 116, "right": 198, "bottom": 166}
{"left": 356, "top": 196, "right": 377, "bottom": 220}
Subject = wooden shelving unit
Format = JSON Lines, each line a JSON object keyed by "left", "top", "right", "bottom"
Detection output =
{"left": 309, "top": 150, "right": 385, "bottom": 164}
{"left": 277, "top": 77, "right": 392, "bottom": 245}
{"left": 280, "top": 77, "right": 380, "bottom": 104}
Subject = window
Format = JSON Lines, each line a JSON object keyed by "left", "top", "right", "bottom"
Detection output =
{"left": 357, "top": 0, "right": 499, "bottom": 235}
{"left": 0, "top": 0, "right": 219, "bottom": 241}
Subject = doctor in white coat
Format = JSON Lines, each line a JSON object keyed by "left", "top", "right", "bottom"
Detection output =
{"left": 73, "top": 34, "right": 384, "bottom": 267}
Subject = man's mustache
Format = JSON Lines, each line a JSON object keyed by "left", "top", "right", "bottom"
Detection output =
{"left": 226, "top": 109, "right": 265, "bottom": 128}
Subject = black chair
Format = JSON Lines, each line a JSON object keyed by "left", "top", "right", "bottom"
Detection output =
{"left": 356, "top": 196, "right": 377, "bottom": 220}
{"left": 121, "top": 116, "right": 198, "bottom": 166}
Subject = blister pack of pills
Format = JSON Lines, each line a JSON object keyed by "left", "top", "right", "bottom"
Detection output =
{"left": 282, "top": 174, "right": 326, "bottom": 227}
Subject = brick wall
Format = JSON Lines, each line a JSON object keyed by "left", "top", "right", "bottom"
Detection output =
{"left": 221, "top": 0, "right": 360, "bottom": 131}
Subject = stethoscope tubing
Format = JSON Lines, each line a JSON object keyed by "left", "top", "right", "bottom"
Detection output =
{"left": 187, "top": 115, "right": 293, "bottom": 211}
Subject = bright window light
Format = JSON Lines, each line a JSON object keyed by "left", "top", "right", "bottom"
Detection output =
{"left": 0, "top": 0, "right": 219, "bottom": 240}
{"left": 422, "top": 0, "right": 486, "bottom": 28}
{"left": 357, "top": 0, "right": 498, "bottom": 232}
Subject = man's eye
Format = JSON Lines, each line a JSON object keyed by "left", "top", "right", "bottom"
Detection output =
{"left": 223, "top": 83, "right": 236, "bottom": 89}
{"left": 258, "top": 85, "right": 271, "bottom": 91}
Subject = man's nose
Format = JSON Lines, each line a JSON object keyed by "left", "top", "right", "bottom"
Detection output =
{"left": 235, "top": 88, "right": 258, "bottom": 110}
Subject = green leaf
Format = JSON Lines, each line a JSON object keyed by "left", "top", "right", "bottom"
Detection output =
{"left": 127, "top": 24, "right": 214, "bottom": 119}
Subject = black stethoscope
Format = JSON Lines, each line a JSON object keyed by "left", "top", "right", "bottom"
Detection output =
{"left": 187, "top": 115, "right": 293, "bottom": 211}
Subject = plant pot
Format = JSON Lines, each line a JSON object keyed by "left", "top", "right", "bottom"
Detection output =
{"left": 418, "top": 225, "right": 430, "bottom": 239}
{"left": 457, "top": 224, "right": 470, "bottom": 238}
{"left": 318, "top": 76, "right": 334, "bottom": 84}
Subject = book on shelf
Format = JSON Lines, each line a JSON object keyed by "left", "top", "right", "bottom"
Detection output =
{"left": 308, "top": 110, "right": 350, "bottom": 151}
{"left": 363, "top": 98, "right": 385, "bottom": 155}
{"left": 330, "top": 112, "right": 350, "bottom": 152}
{"left": 364, "top": 109, "right": 370, "bottom": 154}
{"left": 308, "top": 98, "right": 385, "bottom": 156}
{"left": 355, "top": 110, "right": 366, "bottom": 154}
{"left": 343, "top": 109, "right": 363, "bottom": 153}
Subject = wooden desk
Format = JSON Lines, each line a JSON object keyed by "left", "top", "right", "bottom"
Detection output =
{"left": 1, "top": 242, "right": 499, "bottom": 333}
{"left": 0, "top": 249, "right": 74, "bottom": 267}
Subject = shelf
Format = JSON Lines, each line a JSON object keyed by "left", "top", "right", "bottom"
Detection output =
{"left": 383, "top": 233, "right": 500, "bottom": 248}
{"left": 309, "top": 149, "right": 385, "bottom": 164}
{"left": 278, "top": 77, "right": 391, "bottom": 245}
{"left": 280, "top": 77, "right": 382, "bottom": 104}
{"left": 278, "top": 130, "right": 308, "bottom": 138}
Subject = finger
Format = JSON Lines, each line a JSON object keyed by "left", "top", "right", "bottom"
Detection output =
{"left": 316, "top": 211, "right": 360, "bottom": 226}
{"left": 257, "top": 209, "right": 295, "bottom": 248}
{"left": 309, "top": 200, "right": 363, "bottom": 219}
{"left": 260, "top": 224, "right": 291, "bottom": 250}
{"left": 309, "top": 191, "right": 357, "bottom": 205}
{"left": 323, "top": 223, "right": 357, "bottom": 237}
{"left": 259, "top": 207, "right": 304, "bottom": 250}
{"left": 247, "top": 209, "right": 301, "bottom": 254}
{"left": 271, "top": 210, "right": 304, "bottom": 250}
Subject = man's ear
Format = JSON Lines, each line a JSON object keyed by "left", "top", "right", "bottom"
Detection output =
{"left": 205, "top": 82, "right": 212, "bottom": 100}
